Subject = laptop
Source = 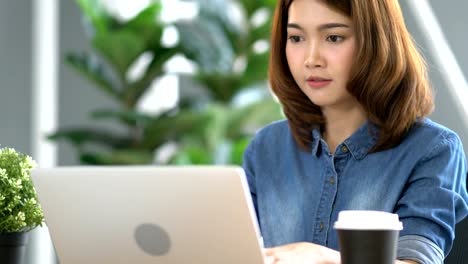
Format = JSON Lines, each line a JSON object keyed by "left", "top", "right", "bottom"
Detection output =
{"left": 31, "top": 166, "right": 264, "bottom": 264}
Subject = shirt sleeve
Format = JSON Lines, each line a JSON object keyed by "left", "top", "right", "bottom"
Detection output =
{"left": 398, "top": 235, "right": 444, "bottom": 264}
{"left": 395, "top": 132, "right": 468, "bottom": 263}
{"left": 243, "top": 134, "right": 259, "bottom": 218}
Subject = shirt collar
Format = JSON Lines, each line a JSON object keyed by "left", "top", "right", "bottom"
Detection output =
{"left": 311, "top": 121, "right": 379, "bottom": 160}
{"left": 311, "top": 126, "right": 322, "bottom": 156}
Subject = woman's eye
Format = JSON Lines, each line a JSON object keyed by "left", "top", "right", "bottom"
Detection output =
{"left": 288, "top": 35, "right": 302, "bottom": 43}
{"left": 326, "top": 35, "right": 344, "bottom": 43}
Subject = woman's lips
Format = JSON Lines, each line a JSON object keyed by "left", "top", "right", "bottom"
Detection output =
{"left": 307, "top": 79, "right": 332, "bottom": 88}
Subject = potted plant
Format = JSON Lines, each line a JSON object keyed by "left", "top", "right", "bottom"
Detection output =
{"left": 0, "top": 147, "right": 44, "bottom": 264}
{"left": 48, "top": 0, "right": 283, "bottom": 166}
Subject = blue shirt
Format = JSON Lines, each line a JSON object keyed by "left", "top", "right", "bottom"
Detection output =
{"left": 243, "top": 118, "right": 468, "bottom": 264}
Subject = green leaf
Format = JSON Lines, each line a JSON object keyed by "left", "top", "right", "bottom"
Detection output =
{"left": 189, "top": 0, "right": 244, "bottom": 36}
{"left": 127, "top": 47, "right": 180, "bottom": 107}
{"left": 198, "top": 8, "right": 247, "bottom": 54}
{"left": 230, "top": 137, "right": 251, "bottom": 165}
{"left": 80, "top": 150, "right": 153, "bottom": 165}
{"left": 90, "top": 109, "right": 152, "bottom": 125}
{"left": 142, "top": 110, "right": 211, "bottom": 149}
{"left": 175, "top": 17, "right": 235, "bottom": 74}
{"left": 65, "top": 53, "right": 121, "bottom": 102}
{"left": 199, "top": 104, "right": 229, "bottom": 151}
{"left": 226, "top": 98, "right": 283, "bottom": 139}
{"left": 124, "top": 3, "right": 164, "bottom": 47}
{"left": 261, "top": 0, "right": 277, "bottom": 9}
{"left": 169, "top": 146, "right": 213, "bottom": 165}
{"left": 241, "top": 52, "right": 270, "bottom": 86}
{"left": 48, "top": 128, "right": 134, "bottom": 149}
{"left": 0, "top": 148, "right": 43, "bottom": 233}
{"left": 193, "top": 73, "right": 242, "bottom": 103}
{"left": 238, "top": 0, "right": 260, "bottom": 18}
{"left": 76, "top": 0, "right": 112, "bottom": 33}
{"left": 249, "top": 22, "right": 273, "bottom": 46}
{"left": 92, "top": 30, "right": 146, "bottom": 79}
{"left": 237, "top": 0, "right": 276, "bottom": 18}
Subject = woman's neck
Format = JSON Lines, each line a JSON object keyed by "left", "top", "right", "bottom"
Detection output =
{"left": 322, "top": 104, "right": 367, "bottom": 155}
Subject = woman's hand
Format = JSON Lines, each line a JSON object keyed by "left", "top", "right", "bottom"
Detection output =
{"left": 262, "top": 242, "right": 420, "bottom": 264}
{"left": 263, "top": 242, "right": 341, "bottom": 264}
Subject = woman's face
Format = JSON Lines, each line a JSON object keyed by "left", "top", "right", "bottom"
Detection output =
{"left": 286, "top": 0, "right": 358, "bottom": 112}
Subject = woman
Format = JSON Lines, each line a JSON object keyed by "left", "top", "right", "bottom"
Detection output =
{"left": 242, "top": 0, "right": 468, "bottom": 263}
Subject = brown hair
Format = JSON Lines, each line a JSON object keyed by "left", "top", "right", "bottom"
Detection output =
{"left": 269, "top": 0, "right": 434, "bottom": 152}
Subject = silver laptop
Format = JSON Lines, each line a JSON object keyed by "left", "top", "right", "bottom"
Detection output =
{"left": 31, "top": 166, "right": 264, "bottom": 264}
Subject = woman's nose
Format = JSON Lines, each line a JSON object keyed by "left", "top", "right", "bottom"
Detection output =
{"left": 304, "top": 43, "right": 324, "bottom": 68}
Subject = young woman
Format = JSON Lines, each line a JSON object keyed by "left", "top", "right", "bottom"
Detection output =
{"left": 242, "top": 0, "right": 468, "bottom": 263}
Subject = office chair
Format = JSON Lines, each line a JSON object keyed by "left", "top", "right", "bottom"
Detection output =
{"left": 444, "top": 174, "right": 468, "bottom": 264}
{"left": 445, "top": 216, "right": 468, "bottom": 264}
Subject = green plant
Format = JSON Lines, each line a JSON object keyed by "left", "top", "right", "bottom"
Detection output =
{"left": 49, "top": 0, "right": 283, "bottom": 165}
{"left": 49, "top": 0, "right": 180, "bottom": 164}
{"left": 0, "top": 148, "right": 44, "bottom": 234}
{"left": 170, "top": 0, "right": 282, "bottom": 164}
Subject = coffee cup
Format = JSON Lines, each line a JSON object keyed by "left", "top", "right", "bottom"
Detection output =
{"left": 334, "top": 210, "right": 403, "bottom": 264}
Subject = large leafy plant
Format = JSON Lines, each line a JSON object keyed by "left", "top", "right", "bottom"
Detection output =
{"left": 0, "top": 148, "right": 44, "bottom": 233}
{"left": 169, "top": 0, "right": 281, "bottom": 164}
{"left": 49, "top": 0, "right": 282, "bottom": 165}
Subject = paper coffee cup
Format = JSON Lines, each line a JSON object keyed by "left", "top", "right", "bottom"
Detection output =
{"left": 334, "top": 211, "right": 403, "bottom": 264}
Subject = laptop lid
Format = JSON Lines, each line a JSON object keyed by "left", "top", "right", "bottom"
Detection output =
{"left": 31, "top": 166, "right": 264, "bottom": 264}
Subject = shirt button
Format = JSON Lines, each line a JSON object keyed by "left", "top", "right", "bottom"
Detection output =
{"left": 329, "top": 177, "right": 335, "bottom": 185}
{"left": 341, "top": 145, "right": 349, "bottom": 153}
{"left": 319, "top": 222, "right": 325, "bottom": 232}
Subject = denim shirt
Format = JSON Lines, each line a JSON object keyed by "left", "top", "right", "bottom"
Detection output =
{"left": 243, "top": 118, "right": 468, "bottom": 264}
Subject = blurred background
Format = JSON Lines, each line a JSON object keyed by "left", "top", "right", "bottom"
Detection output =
{"left": 0, "top": 0, "right": 467, "bottom": 263}
{"left": 1, "top": 0, "right": 283, "bottom": 169}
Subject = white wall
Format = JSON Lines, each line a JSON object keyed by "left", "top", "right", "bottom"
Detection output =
{"left": 429, "top": 0, "right": 468, "bottom": 79}
{"left": 0, "top": 1, "right": 32, "bottom": 155}
{"left": 400, "top": 0, "right": 468, "bottom": 154}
